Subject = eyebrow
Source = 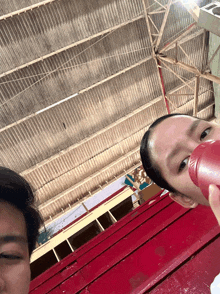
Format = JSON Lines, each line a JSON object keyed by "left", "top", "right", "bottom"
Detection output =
{"left": 186, "top": 119, "right": 201, "bottom": 137}
{"left": 0, "top": 235, "right": 28, "bottom": 244}
{"left": 166, "top": 119, "right": 202, "bottom": 167}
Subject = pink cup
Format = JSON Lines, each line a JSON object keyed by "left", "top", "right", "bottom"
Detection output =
{"left": 188, "top": 140, "right": 220, "bottom": 199}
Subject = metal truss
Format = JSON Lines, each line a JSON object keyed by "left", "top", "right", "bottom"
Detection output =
{"left": 142, "top": 0, "right": 220, "bottom": 116}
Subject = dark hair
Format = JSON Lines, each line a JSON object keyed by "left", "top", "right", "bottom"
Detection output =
{"left": 140, "top": 113, "right": 186, "bottom": 193}
{"left": 0, "top": 166, "right": 44, "bottom": 257}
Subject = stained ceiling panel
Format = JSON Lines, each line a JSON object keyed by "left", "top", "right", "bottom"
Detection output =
{"left": 0, "top": 0, "right": 216, "bottom": 222}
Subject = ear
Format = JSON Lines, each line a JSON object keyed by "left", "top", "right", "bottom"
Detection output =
{"left": 169, "top": 192, "right": 198, "bottom": 209}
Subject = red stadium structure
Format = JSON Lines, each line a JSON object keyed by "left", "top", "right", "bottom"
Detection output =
{"left": 29, "top": 189, "right": 220, "bottom": 294}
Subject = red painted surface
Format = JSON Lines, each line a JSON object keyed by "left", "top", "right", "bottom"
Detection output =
{"left": 149, "top": 236, "right": 220, "bottom": 294}
{"left": 85, "top": 206, "right": 219, "bottom": 294}
{"left": 62, "top": 190, "right": 164, "bottom": 260}
{"left": 29, "top": 190, "right": 165, "bottom": 293}
{"left": 29, "top": 190, "right": 220, "bottom": 294}
{"left": 29, "top": 254, "right": 77, "bottom": 292}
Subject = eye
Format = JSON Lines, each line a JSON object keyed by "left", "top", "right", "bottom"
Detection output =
{"left": 178, "top": 157, "right": 189, "bottom": 172}
{"left": 0, "top": 253, "right": 22, "bottom": 260}
{"left": 200, "top": 127, "right": 211, "bottom": 140}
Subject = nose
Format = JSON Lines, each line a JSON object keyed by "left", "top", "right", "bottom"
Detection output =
{"left": 186, "top": 140, "right": 200, "bottom": 153}
{"left": 0, "top": 276, "right": 5, "bottom": 292}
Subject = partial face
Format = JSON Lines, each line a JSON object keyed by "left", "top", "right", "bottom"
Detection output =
{"left": 150, "top": 115, "right": 220, "bottom": 206}
{"left": 0, "top": 201, "right": 30, "bottom": 294}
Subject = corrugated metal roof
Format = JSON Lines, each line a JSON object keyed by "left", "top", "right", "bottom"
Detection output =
{"left": 0, "top": 0, "right": 215, "bottom": 221}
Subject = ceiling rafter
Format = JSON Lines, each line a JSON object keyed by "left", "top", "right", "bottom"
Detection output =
{"left": 178, "top": 43, "right": 198, "bottom": 69}
{"left": 0, "top": 55, "right": 152, "bottom": 133}
{"left": 142, "top": 0, "right": 173, "bottom": 113}
{"left": 160, "top": 22, "right": 197, "bottom": 53}
{"left": 0, "top": 14, "right": 144, "bottom": 79}
{"left": 193, "top": 76, "right": 200, "bottom": 116}
{"left": 159, "top": 60, "right": 195, "bottom": 92}
{"left": 22, "top": 76, "right": 203, "bottom": 181}
{"left": 158, "top": 53, "right": 219, "bottom": 116}
{"left": 156, "top": 0, "right": 218, "bottom": 117}
{"left": 148, "top": 9, "right": 166, "bottom": 14}
{"left": 201, "top": 29, "right": 207, "bottom": 74}
{"left": 142, "top": 0, "right": 218, "bottom": 117}
{"left": 154, "top": 0, "right": 167, "bottom": 10}
{"left": 1, "top": 0, "right": 215, "bottom": 222}
{"left": 38, "top": 146, "right": 141, "bottom": 212}
{"left": 0, "top": 0, "right": 57, "bottom": 21}
{"left": 158, "top": 54, "right": 220, "bottom": 85}
{"left": 155, "top": 0, "right": 173, "bottom": 51}
{"left": 148, "top": 15, "right": 160, "bottom": 33}
{"left": 21, "top": 95, "right": 163, "bottom": 178}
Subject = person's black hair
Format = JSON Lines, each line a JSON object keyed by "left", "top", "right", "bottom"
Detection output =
{"left": 0, "top": 166, "right": 44, "bottom": 257}
{"left": 140, "top": 113, "right": 187, "bottom": 193}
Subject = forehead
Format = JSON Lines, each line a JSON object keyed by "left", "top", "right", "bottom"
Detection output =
{"left": 0, "top": 201, "right": 27, "bottom": 238}
{"left": 149, "top": 115, "right": 196, "bottom": 160}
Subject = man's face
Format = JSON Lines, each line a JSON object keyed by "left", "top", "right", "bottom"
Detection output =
{"left": 150, "top": 115, "right": 220, "bottom": 206}
{"left": 0, "top": 201, "right": 30, "bottom": 294}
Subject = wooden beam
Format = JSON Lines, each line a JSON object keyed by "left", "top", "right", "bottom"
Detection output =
{"left": 0, "top": 0, "right": 57, "bottom": 21}
{"left": 21, "top": 95, "right": 163, "bottom": 177}
{"left": 154, "top": 0, "right": 167, "bottom": 10}
{"left": 175, "top": 42, "right": 178, "bottom": 63}
{"left": 159, "top": 59, "right": 195, "bottom": 92}
{"left": 201, "top": 30, "right": 207, "bottom": 73}
{"left": 38, "top": 148, "right": 141, "bottom": 211}
{"left": 108, "top": 211, "right": 117, "bottom": 224}
{"left": 0, "top": 55, "right": 152, "bottom": 133}
{"left": 148, "top": 15, "right": 159, "bottom": 33}
{"left": 160, "top": 23, "right": 196, "bottom": 53}
{"left": 79, "top": 56, "right": 152, "bottom": 93}
{"left": 178, "top": 43, "right": 198, "bottom": 69}
{"left": 0, "top": 14, "right": 144, "bottom": 79}
{"left": 158, "top": 54, "right": 220, "bottom": 85}
{"left": 165, "top": 96, "right": 178, "bottom": 110}
{"left": 81, "top": 202, "right": 89, "bottom": 213}
{"left": 155, "top": 0, "right": 173, "bottom": 51}
{"left": 161, "top": 29, "right": 204, "bottom": 53}
{"left": 193, "top": 76, "right": 200, "bottom": 116}
{"left": 142, "top": 0, "right": 155, "bottom": 50}
{"left": 142, "top": 0, "right": 170, "bottom": 113}
{"left": 167, "top": 93, "right": 193, "bottom": 97}
{"left": 148, "top": 10, "right": 166, "bottom": 14}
